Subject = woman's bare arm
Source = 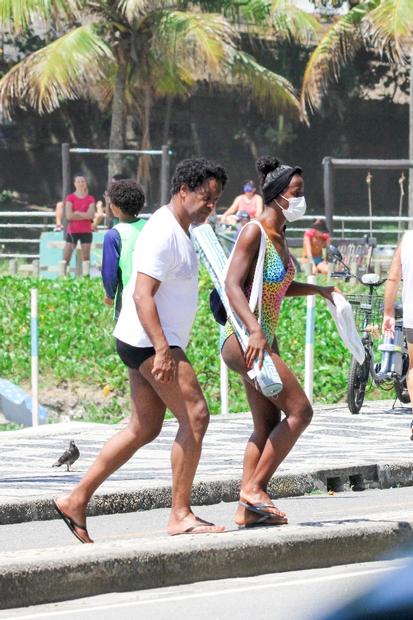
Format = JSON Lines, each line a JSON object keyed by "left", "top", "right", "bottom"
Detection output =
{"left": 224, "top": 225, "right": 268, "bottom": 368}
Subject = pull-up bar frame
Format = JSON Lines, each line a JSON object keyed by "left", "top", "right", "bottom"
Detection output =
{"left": 61, "top": 143, "right": 171, "bottom": 209}
{"left": 322, "top": 157, "right": 413, "bottom": 235}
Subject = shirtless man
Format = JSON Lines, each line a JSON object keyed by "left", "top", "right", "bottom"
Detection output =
{"left": 54, "top": 158, "right": 228, "bottom": 542}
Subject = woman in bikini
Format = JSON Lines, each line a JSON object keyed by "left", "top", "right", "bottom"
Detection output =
{"left": 221, "top": 156, "right": 336, "bottom": 527}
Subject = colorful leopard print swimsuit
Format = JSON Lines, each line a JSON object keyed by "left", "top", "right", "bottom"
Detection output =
{"left": 222, "top": 224, "right": 296, "bottom": 347}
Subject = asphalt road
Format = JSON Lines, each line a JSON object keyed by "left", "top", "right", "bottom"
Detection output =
{"left": 2, "top": 486, "right": 413, "bottom": 551}
{"left": 0, "top": 559, "right": 407, "bottom": 620}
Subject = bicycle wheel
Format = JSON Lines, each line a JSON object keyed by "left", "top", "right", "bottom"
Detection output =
{"left": 395, "top": 354, "right": 411, "bottom": 404}
{"left": 347, "top": 354, "right": 370, "bottom": 414}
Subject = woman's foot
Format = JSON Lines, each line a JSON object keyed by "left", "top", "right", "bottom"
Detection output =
{"left": 53, "top": 495, "right": 93, "bottom": 544}
{"left": 235, "top": 491, "right": 288, "bottom": 527}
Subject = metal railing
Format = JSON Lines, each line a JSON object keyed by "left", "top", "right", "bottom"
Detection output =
{"left": 285, "top": 214, "right": 413, "bottom": 243}
{"left": 0, "top": 210, "right": 411, "bottom": 261}
{"left": 0, "top": 210, "right": 151, "bottom": 259}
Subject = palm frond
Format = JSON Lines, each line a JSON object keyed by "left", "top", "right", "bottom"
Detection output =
{"left": 0, "top": 0, "right": 80, "bottom": 31}
{"left": 269, "top": 0, "right": 320, "bottom": 43}
{"left": 230, "top": 50, "right": 300, "bottom": 118}
{"left": 300, "top": 0, "right": 378, "bottom": 115}
{"left": 365, "top": 0, "right": 413, "bottom": 62}
{"left": 117, "top": 0, "right": 171, "bottom": 24}
{"left": 0, "top": 24, "right": 113, "bottom": 118}
{"left": 152, "top": 11, "right": 237, "bottom": 78}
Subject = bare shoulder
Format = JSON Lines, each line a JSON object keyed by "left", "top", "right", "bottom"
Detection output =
{"left": 235, "top": 222, "right": 262, "bottom": 254}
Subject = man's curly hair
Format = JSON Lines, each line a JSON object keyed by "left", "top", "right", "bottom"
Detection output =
{"left": 170, "top": 158, "right": 228, "bottom": 196}
{"left": 108, "top": 179, "right": 145, "bottom": 217}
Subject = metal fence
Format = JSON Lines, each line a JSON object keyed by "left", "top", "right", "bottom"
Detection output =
{"left": 0, "top": 209, "right": 411, "bottom": 263}
{"left": 0, "top": 210, "right": 151, "bottom": 259}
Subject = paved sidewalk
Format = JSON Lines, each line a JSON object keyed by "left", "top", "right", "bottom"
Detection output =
{"left": 1, "top": 399, "right": 412, "bottom": 516}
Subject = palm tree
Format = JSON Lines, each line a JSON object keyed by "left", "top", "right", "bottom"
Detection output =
{"left": 0, "top": 0, "right": 314, "bottom": 183}
{"left": 300, "top": 0, "right": 413, "bottom": 218}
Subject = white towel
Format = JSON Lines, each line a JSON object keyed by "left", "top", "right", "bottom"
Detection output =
{"left": 326, "top": 292, "right": 366, "bottom": 365}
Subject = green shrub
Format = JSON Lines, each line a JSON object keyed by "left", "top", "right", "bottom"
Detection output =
{"left": 0, "top": 272, "right": 365, "bottom": 416}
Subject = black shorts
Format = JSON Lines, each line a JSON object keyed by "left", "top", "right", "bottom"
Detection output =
{"left": 116, "top": 339, "right": 181, "bottom": 369}
{"left": 65, "top": 232, "right": 93, "bottom": 245}
{"left": 405, "top": 328, "right": 413, "bottom": 345}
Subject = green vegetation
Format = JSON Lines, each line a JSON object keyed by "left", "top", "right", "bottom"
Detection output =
{"left": 0, "top": 422, "right": 24, "bottom": 432}
{"left": 0, "top": 271, "right": 369, "bottom": 419}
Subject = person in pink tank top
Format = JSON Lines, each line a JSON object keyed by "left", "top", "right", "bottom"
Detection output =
{"left": 220, "top": 180, "right": 263, "bottom": 225}
{"left": 63, "top": 174, "right": 96, "bottom": 273}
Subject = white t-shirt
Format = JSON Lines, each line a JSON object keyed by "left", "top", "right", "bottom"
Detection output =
{"left": 401, "top": 230, "right": 413, "bottom": 328}
{"left": 114, "top": 205, "right": 199, "bottom": 348}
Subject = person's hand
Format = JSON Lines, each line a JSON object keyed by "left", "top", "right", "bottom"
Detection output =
{"left": 382, "top": 314, "right": 395, "bottom": 337}
{"left": 245, "top": 327, "right": 269, "bottom": 370}
{"left": 103, "top": 296, "right": 114, "bottom": 306}
{"left": 317, "top": 285, "right": 341, "bottom": 304}
{"left": 152, "top": 346, "right": 176, "bottom": 383}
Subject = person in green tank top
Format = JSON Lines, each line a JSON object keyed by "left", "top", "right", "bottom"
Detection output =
{"left": 102, "top": 180, "right": 146, "bottom": 319}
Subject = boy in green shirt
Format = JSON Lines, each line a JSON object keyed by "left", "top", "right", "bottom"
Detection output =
{"left": 102, "top": 180, "right": 146, "bottom": 319}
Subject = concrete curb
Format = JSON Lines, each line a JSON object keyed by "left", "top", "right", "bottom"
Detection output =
{"left": 1, "top": 519, "right": 413, "bottom": 609}
{"left": 1, "top": 461, "right": 413, "bottom": 525}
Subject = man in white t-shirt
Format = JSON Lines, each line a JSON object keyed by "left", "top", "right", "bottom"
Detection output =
{"left": 54, "top": 158, "right": 228, "bottom": 542}
{"left": 382, "top": 230, "right": 413, "bottom": 437}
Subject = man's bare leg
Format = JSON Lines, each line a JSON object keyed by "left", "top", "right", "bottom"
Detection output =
{"left": 139, "top": 348, "right": 225, "bottom": 535}
{"left": 55, "top": 368, "right": 166, "bottom": 542}
{"left": 407, "top": 343, "right": 413, "bottom": 438}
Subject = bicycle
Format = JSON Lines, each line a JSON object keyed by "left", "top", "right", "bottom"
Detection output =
{"left": 328, "top": 245, "right": 410, "bottom": 414}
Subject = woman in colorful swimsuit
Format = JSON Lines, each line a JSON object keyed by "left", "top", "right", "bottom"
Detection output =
{"left": 221, "top": 156, "right": 336, "bottom": 528}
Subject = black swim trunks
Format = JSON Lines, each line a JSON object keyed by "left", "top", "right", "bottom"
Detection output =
{"left": 116, "top": 339, "right": 180, "bottom": 369}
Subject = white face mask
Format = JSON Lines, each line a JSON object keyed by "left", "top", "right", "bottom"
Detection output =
{"left": 275, "top": 194, "right": 307, "bottom": 222}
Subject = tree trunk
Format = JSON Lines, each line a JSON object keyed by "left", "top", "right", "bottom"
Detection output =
{"left": 409, "top": 48, "right": 413, "bottom": 228}
{"left": 108, "top": 57, "right": 128, "bottom": 184}
{"left": 162, "top": 94, "right": 173, "bottom": 145}
{"left": 137, "top": 85, "right": 152, "bottom": 197}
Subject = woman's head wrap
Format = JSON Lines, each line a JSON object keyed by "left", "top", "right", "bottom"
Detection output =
{"left": 262, "top": 164, "right": 302, "bottom": 204}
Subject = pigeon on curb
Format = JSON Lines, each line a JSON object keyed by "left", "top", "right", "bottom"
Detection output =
{"left": 52, "top": 440, "right": 80, "bottom": 471}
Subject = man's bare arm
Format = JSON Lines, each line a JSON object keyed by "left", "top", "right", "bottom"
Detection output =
{"left": 382, "top": 244, "right": 402, "bottom": 335}
{"left": 133, "top": 272, "right": 175, "bottom": 383}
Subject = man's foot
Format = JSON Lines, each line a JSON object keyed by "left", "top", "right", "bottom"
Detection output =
{"left": 53, "top": 497, "right": 93, "bottom": 544}
{"left": 168, "top": 513, "right": 226, "bottom": 536}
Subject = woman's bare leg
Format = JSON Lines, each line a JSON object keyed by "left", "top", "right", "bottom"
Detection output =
{"left": 81, "top": 242, "right": 91, "bottom": 261}
{"left": 55, "top": 367, "right": 166, "bottom": 542}
{"left": 222, "top": 334, "right": 312, "bottom": 525}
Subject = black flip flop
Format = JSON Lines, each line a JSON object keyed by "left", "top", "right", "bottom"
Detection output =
{"left": 239, "top": 500, "right": 286, "bottom": 518}
{"left": 243, "top": 513, "right": 284, "bottom": 528}
{"left": 52, "top": 499, "right": 91, "bottom": 544}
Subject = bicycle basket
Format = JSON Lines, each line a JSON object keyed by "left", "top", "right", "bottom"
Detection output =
{"left": 346, "top": 294, "right": 384, "bottom": 332}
